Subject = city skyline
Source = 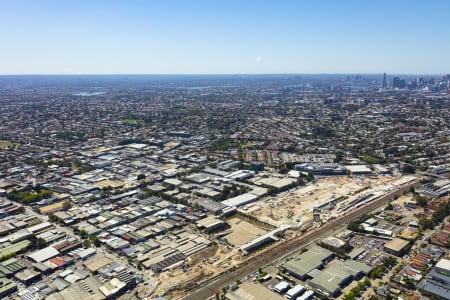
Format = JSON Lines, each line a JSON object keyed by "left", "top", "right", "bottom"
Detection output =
{"left": 1, "top": 0, "right": 450, "bottom": 75}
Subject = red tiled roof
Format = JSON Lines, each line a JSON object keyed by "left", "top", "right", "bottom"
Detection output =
{"left": 49, "top": 257, "right": 66, "bottom": 266}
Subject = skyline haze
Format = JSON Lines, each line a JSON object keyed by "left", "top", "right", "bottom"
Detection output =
{"left": 1, "top": 0, "right": 449, "bottom": 75}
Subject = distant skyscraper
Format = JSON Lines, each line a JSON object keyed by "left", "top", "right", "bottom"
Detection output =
{"left": 392, "top": 77, "right": 404, "bottom": 89}
{"left": 382, "top": 73, "right": 387, "bottom": 88}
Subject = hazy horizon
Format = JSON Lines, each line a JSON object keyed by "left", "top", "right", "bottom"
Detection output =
{"left": 1, "top": 0, "right": 449, "bottom": 75}
{"left": 0, "top": 73, "right": 447, "bottom": 76}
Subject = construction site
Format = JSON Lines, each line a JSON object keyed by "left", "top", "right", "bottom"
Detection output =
{"left": 151, "top": 175, "right": 418, "bottom": 298}
{"left": 243, "top": 175, "right": 412, "bottom": 228}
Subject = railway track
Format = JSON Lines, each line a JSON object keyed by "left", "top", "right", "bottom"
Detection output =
{"left": 182, "top": 180, "right": 417, "bottom": 300}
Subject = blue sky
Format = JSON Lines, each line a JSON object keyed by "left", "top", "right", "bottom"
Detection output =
{"left": 1, "top": 0, "right": 449, "bottom": 74}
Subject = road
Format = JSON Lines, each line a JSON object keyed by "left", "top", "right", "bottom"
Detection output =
{"left": 182, "top": 180, "right": 418, "bottom": 300}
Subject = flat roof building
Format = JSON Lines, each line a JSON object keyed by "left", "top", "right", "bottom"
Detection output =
{"left": 383, "top": 238, "right": 410, "bottom": 257}
{"left": 286, "top": 284, "right": 305, "bottom": 299}
{"left": 281, "top": 246, "right": 334, "bottom": 280}
{"left": 27, "top": 246, "right": 60, "bottom": 263}
{"left": 322, "top": 236, "right": 346, "bottom": 249}
{"left": 190, "top": 198, "right": 227, "bottom": 215}
{"left": 273, "top": 281, "right": 291, "bottom": 294}
{"left": 361, "top": 224, "right": 393, "bottom": 237}
{"left": 196, "top": 217, "right": 226, "bottom": 233}
{"left": 297, "top": 290, "right": 314, "bottom": 300}
{"left": 435, "top": 258, "right": 450, "bottom": 275}
{"left": 345, "top": 165, "right": 372, "bottom": 175}
{"left": 99, "top": 277, "right": 127, "bottom": 298}
{"left": 14, "top": 269, "right": 41, "bottom": 285}
{"left": 83, "top": 255, "right": 114, "bottom": 273}
{"left": 0, "top": 277, "right": 17, "bottom": 298}
{"left": 27, "top": 221, "right": 54, "bottom": 234}
{"left": 364, "top": 218, "right": 378, "bottom": 226}
{"left": 226, "top": 281, "right": 283, "bottom": 300}
{"left": 221, "top": 193, "right": 259, "bottom": 208}
{"left": 419, "top": 258, "right": 450, "bottom": 299}
{"left": 308, "top": 260, "right": 372, "bottom": 297}
{"left": 0, "top": 240, "right": 31, "bottom": 258}
{"left": 295, "top": 163, "right": 346, "bottom": 176}
{"left": 0, "top": 258, "right": 26, "bottom": 277}
{"left": 348, "top": 248, "right": 365, "bottom": 260}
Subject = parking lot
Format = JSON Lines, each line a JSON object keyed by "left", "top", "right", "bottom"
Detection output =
{"left": 349, "top": 234, "right": 390, "bottom": 266}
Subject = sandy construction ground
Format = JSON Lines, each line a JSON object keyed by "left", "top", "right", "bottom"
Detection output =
{"left": 389, "top": 194, "right": 423, "bottom": 225}
{"left": 225, "top": 217, "right": 268, "bottom": 246}
{"left": 248, "top": 175, "right": 400, "bottom": 226}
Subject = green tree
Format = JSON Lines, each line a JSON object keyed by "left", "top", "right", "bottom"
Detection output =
{"left": 419, "top": 216, "right": 434, "bottom": 230}
{"left": 334, "top": 151, "right": 344, "bottom": 163}
{"left": 402, "top": 164, "right": 415, "bottom": 174}
{"left": 352, "top": 285, "right": 361, "bottom": 295}
{"left": 62, "top": 200, "right": 72, "bottom": 210}
{"left": 136, "top": 261, "right": 142, "bottom": 270}
{"left": 72, "top": 225, "right": 80, "bottom": 235}
{"left": 48, "top": 213, "right": 58, "bottom": 223}
{"left": 38, "top": 238, "right": 47, "bottom": 248}
{"left": 79, "top": 229, "right": 88, "bottom": 238}
{"left": 90, "top": 236, "right": 101, "bottom": 247}
{"left": 344, "top": 291, "right": 355, "bottom": 300}
{"left": 403, "top": 277, "right": 415, "bottom": 289}
{"left": 83, "top": 239, "right": 91, "bottom": 248}
{"left": 415, "top": 195, "right": 427, "bottom": 207}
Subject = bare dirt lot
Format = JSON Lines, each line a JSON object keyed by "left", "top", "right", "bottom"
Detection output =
{"left": 249, "top": 176, "right": 364, "bottom": 225}
{"left": 247, "top": 175, "right": 403, "bottom": 227}
{"left": 225, "top": 217, "right": 268, "bottom": 246}
{"left": 388, "top": 194, "right": 424, "bottom": 226}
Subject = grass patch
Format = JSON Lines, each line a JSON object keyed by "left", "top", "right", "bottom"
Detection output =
{"left": 0, "top": 140, "right": 18, "bottom": 148}
{"left": 122, "top": 118, "right": 160, "bottom": 127}
{"left": 122, "top": 119, "right": 146, "bottom": 126}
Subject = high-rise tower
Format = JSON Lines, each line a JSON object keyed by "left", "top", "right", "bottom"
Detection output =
{"left": 382, "top": 73, "right": 387, "bottom": 88}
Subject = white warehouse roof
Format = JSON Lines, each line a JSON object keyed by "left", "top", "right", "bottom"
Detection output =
{"left": 221, "top": 193, "right": 258, "bottom": 207}
{"left": 27, "top": 246, "right": 60, "bottom": 263}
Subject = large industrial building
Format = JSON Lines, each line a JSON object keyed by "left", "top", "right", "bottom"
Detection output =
{"left": 196, "top": 217, "right": 226, "bottom": 233}
{"left": 281, "top": 245, "right": 372, "bottom": 298}
{"left": 308, "top": 260, "right": 372, "bottom": 297}
{"left": 221, "top": 193, "right": 259, "bottom": 208}
{"left": 226, "top": 281, "right": 284, "bottom": 300}
{"left": 27, "top": 246, "right": 60, "bottom": 263}
{"left": 344, "top": 165, "right": 373, "bottom": 175}
{"left": 190, "top": 197, "right": 227, "bottom": 215}
{"left": 281, "top": 246, "right": 334, "bottom": 280}
{"left": 418, "top": 179, "right": 450, "bottom": 198}
{"left": 295, "top": 163, "right": 346, "bottom": 176}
